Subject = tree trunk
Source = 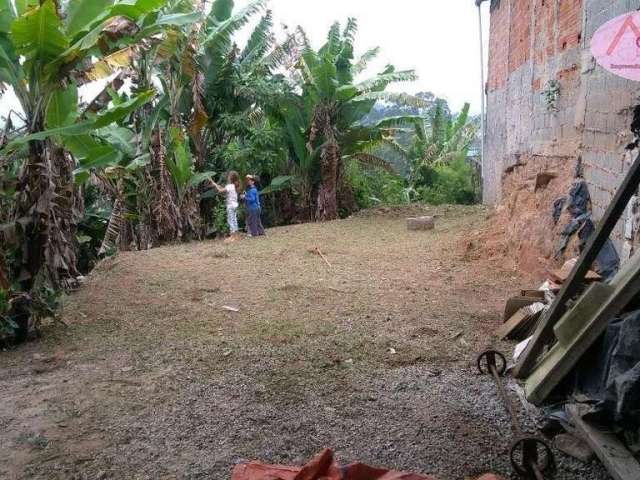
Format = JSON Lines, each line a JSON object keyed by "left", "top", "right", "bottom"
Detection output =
{"left": 0, "top": 250, "right": 9, "bottom": 290}
{"left": 47, "top": 146, "right": 81, "bottom": 289}
{"left": 180, "top": 191, "right": 202, "bottom": 241}
{"left": 308, "top": 103, "right": 341, "bottom": 222}
{"left": 316, "top": 141, "right": 341, "bottom": 221}
{"left": 13, "top": 141, "right": 49, "bottom": 290}
{"left": 13, "top": 138, "right": 78, "bottom": 291}
{"left": 150, "top": 127, "right": 182, "bottom": 242}
{"left": 99, "top": 198, "right": 125, "bottom": 256}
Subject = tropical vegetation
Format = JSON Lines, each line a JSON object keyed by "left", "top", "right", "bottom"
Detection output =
{"left": 0, "top": 0, "right": 479, "bottom": 343}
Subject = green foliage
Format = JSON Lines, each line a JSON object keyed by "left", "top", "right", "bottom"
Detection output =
{"left": 4, "top": 90, "right": 156, "bottom": 152}
{"left": 417, "top": 157, "right": 481, "bottom": 205}
{"left": 344, "top": 160, "right": 407, "bottom": 209}
{"left": 211, "top": 114, "right": 288, "bottom": 178}
{"left": 45, "top": 83, "right": 79, "bottom": 129}
{"left": 0, "top": 1, "right": 482, "bottom": 344}
{"left": 261, "top": 176, "right": 297, "bottom": 195}
{"left": 212, "top": 201, "right": 229, "bottom": 236}
{"left": 0, "top": 288, "right": 19, "bottom": 340}
{"left": 77, "top": 186, "right": 111, "bottom": 273}
{"left": 10, "top": 0, "right": 68, "bottom": 82}
{"left": 0, "top": 282, "right": 61, "bottom": 343}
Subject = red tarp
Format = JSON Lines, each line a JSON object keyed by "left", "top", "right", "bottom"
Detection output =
{"left": 231, "top": 449, "right": 437, "bottom": 480}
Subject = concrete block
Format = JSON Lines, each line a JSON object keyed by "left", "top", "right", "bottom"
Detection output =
{"left": 407, "top": 216, "right": 435, "bottom": 231}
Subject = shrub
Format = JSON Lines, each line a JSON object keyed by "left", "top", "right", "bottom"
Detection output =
{"left": 417, "top": 157, "right": 480, "bottom": 205}
{"left": 345, "top": 160, "right": 407, "bottom": 209}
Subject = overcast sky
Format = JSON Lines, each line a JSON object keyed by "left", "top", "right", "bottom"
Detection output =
{"left": 0, "top": 1, "right": 491, "bottom": 121}
{"left": 235, "top": 0, "right": 491, "bottom": 113}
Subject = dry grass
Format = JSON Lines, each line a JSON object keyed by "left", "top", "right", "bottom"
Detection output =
{"left": 0, "top": 205, "right": 606, "bottom": 480}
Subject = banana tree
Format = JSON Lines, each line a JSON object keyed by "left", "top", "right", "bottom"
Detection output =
{"left": 407, "top": 100, "right": 476, "bottom": 188}
{"left": 0, "top": 0, "right": 181, "bottom": 294}
{"left": 196, "top": 0, "right": 298, "bottom": 169}
{"left": 283, "top": 19, "right": 423, "bottom": 220}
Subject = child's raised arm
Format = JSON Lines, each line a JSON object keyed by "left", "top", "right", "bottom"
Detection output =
{"left": 209, "top": 179, "right": 226, "bottom": 194}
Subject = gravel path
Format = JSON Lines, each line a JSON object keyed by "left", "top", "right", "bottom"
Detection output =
{"left": 0, "top": 206, "right": 609, "bottom": 479}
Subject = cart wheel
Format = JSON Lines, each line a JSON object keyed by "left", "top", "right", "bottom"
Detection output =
{"left": 510, "top": 436, "right": 555, "bottom": 479}
{"left": 477, "top": 350, "right": 507, "bottom": 376}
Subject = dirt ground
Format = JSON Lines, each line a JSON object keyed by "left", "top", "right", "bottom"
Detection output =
{"left": 0, "top": 206, "right": 608, "bottom": 480}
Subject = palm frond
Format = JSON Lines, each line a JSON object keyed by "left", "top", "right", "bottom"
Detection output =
{"left": 202, "top": 0, "right": 266, "bottom": 57}
{"left": 430, "top": 99, "right": 446, "bottom": 145}
{"left": 342, "top": 17, "right": 358, "bottom": 45}
{"left": 86, "top": 46, "right": 136, "bottom": 81}
{"left": 356, "top": 70, "right": 417, "bottom": 93}
{"left": 381, "top": 137, "right": 409, "bottom": 159}
{"left": 448, "top": 102, "right": 470, "bottom": 139}
{"left": 351, "top": 91, "right": 429, "bottom": 109}
{"left": 296, "top": 26, "right": 311, "bottom": 50}
{"left": 352, "top": 47, "right": 380, "bottom": 75}
{"left": 355, "top": 136, "right": 409, "bottom": 160}
{"left": 371, "top": 115, "right": 424, "bottom": 130}
{"left": 335, "top": 18, "right": 357, "bottom": 86}
{"left": 349, "top": 152, "right": 395, "bottom": 173}
{"left": 260, "top": 32, "right": 300, "bottom": 72}
{"left": 240, "top": 9, "right": 274, "bottom": 65}
{"left": 321, "top": 21, "right": 342, "bottom": 60}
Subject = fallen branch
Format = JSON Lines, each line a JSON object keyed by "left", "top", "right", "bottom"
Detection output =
{"left": 328, "top": 286, "right": 355, "bottom": 294}
{"left": 308, "top": 246, "right": 332, "bottom": 268}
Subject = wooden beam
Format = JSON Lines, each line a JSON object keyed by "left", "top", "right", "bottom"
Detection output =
{"left": 567, "top": 405, "right": 640, "bottom": 480}
{"left": 513, "top": 152, "right": 640, "bottom": 379}
{"left": 503, "top": 295, "right": 541, "bottom": 321}
{"left": 525, "top": 254, "right": 640, "bottom": 404}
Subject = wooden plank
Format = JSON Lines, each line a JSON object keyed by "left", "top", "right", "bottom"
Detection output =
{"left": 567, "top": 405, "right": 640, "bottom": 480}
{"left": 525, "top": 254, "right": 640, "bottom": 404}
{"left": 554, "top": 282, "right": 612, "bottom": 346}
{"left": 503, "top": 295, "right": 541, "bottom": 321}
{"left": 548, "top": 258, "right": 602, "bottom": 284}
{"left": 496, "top": 310, "right": 528, "bottom": 340}
{"left": 520, "top": 289, "right": 546, "bottom": 299}
{"left": 496, "top": 306, "right": 544, "bottom": 340}
{"left": 514, "top": 152, "right": 640, "bottom": 379}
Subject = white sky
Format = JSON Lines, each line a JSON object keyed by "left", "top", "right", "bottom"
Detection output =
{"left": 236, "top": 0, "right": 491, "bottom": 113}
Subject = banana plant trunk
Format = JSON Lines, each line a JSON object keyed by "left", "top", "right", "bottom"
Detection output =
{"left": 13, "top": 136, "right": 79, "bottom": 291}
{"left": 309, "top": 103, "right": 341, "bottom": 221}
{"left": 316, "top": 141, "right": 341, "bottom": 221}
{"left": 0, "top": 250, "right": 9, "bottom": 290}
{"left": 150, "top": 127, "right": 182, "bottom": 242}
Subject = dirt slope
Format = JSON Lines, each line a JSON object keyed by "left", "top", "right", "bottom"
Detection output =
{"left": 0, "top": 206, "right": 607, "bottom": 480}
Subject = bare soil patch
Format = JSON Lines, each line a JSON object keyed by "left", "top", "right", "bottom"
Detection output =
{"left": 0, "top": 206, "right": 607, "bottom": 479}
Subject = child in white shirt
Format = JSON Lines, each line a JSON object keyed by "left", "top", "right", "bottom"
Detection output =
{"left": 210, "top": 171, "right": 241, "bottom": 239}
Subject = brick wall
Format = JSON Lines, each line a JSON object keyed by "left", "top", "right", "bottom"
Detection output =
{"left": 484, "top": 0, "right": 640, "bottom": 254}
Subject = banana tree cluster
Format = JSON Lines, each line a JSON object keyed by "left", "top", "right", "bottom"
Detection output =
{"left": 0, "top": 0, "right": 437, "bottom": 342}
{"left": 0, "top": 0, "right": 202, "bottom": 338}
{"left": 407, "top": 100, "right": 477, "bottom": 189}
{"left": 275, "top": 19, "right": 424, "bottom": 220}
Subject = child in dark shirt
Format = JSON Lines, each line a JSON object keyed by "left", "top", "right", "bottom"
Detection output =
{"left": 244, "top": 175, "right": 265, "bottom": 237}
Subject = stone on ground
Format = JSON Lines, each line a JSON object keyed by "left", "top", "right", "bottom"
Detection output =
{"left": 554, "top": 433, "right": 595, "bottom": 462}
{"left": 407, "top": 216, "right": 435, "bottom": 231}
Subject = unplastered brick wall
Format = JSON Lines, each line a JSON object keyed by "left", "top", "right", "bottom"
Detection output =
{"left": 484, "top": 0, "right": 640, "bottom": 257}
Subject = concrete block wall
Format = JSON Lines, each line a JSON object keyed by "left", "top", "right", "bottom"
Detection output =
{"left": 485, "top": 0, "right": 640, "bottom": 253}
